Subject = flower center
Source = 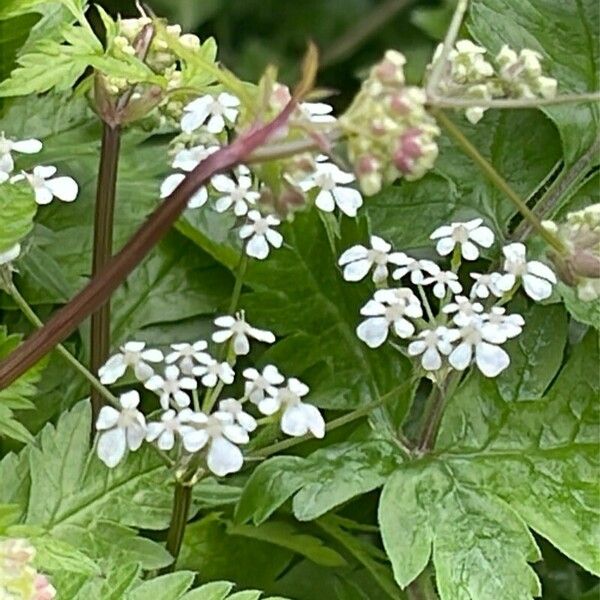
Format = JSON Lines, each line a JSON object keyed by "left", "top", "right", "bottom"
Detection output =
{"left": 253, "top": 219, "right": 269, "bottom": 235}
{"left": 123, "top": 350, "right": 141, "bottom": 365}
{"left": 385, "top": 303, "right": 406, "bottom": 321}
{"left": 452, "top": 225, "right": 469, "bottom": 243}
{"left": 461, "top": 324, "right": 482, "bottom": 345}
{"left": 367, "top": 249, "right": 388, "bottom": 265}
{"left": 506, "top": 259, "right": 527, "bottom": 276}
{"left": 118, "top": 408, "right": 139, "bottom": 428}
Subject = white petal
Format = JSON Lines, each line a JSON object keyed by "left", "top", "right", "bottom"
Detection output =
{"left": 338, "top": 245, "right": 368, "bottom": 265}
{"left": 263, "top": 364, "right": 284, "bottom": 385}
{"left": 302, "top": 403, "right": 325, "bottom": 438}
{"left": 233, "top": 333, "right": 250, "bottom": 355}
{"left": 223, "top": 424, "right": 249, "bottom": 444}
{"left": 46, "top": 176, "right": 78, "bottom": 202}
{"left": 475, "top": 342, "right": 510, "bottom": 377}
{"left": 436, "top": 237, "right": 455, "bottom": 256}
{"left": 246, "top": 234, "right": 269, "bottom": 259}
{"left": 141, "top": 349, "right": 164, "bottom": 362}
{"left": 33, "top": 165, "right": 56, "bottom": 179}
{"left": 522, "top": 273, "right": 553, "bottom": 301}
{"left": 98, "top": 356, "right": 126, "bottom": 384}
{"left": 212, "top": 329, "right": 234, "bottom": 344}
{"left": 34, "top": 185, "right": 53, "bottom": 205}
{"left": 207, "top": 114, "right": 226, "bottom": 134}
{"left": 408, "top": 340, "right": 427, "bottom": 356}
{"left": 134, "top": 361, "right": 154, "bottom": 381}
{"left": 120, "top": 390, "right": 140, "bottom": 409}
{"left": 333, "top": 187, "right": 363, "bottom": 217}
{"left": 12, "top": 139, "right": 42, "bottom": 154}
{"left": 281, "top": 404, "right": 310, "bottom": 437}
{"left": 392, "top": 318, "right": 415, "bottom": 338}
{"left": 127, "top": 424, "right": 146, "bottom": 451}
{"left": 96, "top": 406, "right": 120, "bottom": 430}
{"left": 161, "top": 173, "right": 185, "bottom": 198}
{"left": 212, "top": 174, "right": 236, "bottom": 193}
{"left": 288, "top": 377, "right": 309, "bottom": 396}
{"left": 356, "top": 317, "right": 389, "bottom": 348}
{"left": 188, "top": 187, "right": 208, "bottom": 208}
{"left": 258, "top": 395, "right": 280, "bottom": 416}
{"left": 502, "top": 242, "right": 526, "bottom": 262}
{"left": 449, "top": 342, "right": 473, "bottom": 371}
{"left": 461, "top": 240, "right": 480, "bottom": 260}
{"left": 157, "top": 429, "right": 175, "bottom": 451}
{"left": 182, "top": 429, "right": 209, "bottom": 452}
{"left": 315, "top": 189, "right": 335, "bottom": 212}
{"left": 470, "top": 225, "right": 494, "bottom": 247}
{"left": 97, "top": 428, "right": 127, "bottom": 468}
{"left": 218, "top": 92, "right": 241, "bottom": 108}
{"left": 146, "top": 422, "right": 165, "bottom": 443}
{"left": 527, "top": 261, "right": 557, "bottom": 283}
{"left": 237, "top": 411, "right": 257, "bottom": 432}
{"left": 343, "top": 259, "right": 372, "bottom": 282}
{"left": 430, "top": 225, "right": 453, "bottom": 239}
{"left": 144, "top": 375, "right": 165, "bottom": 391}
{"left": 265, "top": 228, "right": 283, "bottom": 248}
{"left": 207, "top": 437, "right": 244, "bottom": 476}
{"left": 421, "top": 347, "right": 442, "bottom": 370}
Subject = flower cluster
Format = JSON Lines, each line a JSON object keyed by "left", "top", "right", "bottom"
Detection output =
{"left": 429, "top": 40, "right": 558, "bottom": 123}
{"left": 95, "top": 311, "right": 324, "bottom": 476}
{"left": 543, "top": 203, "right": 600, "bottom": 301}
{"left": 341, "top": 50, "right": 440, "bottom": 195}
{"left": 0, "top": 538, "right": 56, "bottom": 600}
{"left": 340, "top": 218, "right": 557, "bottom": 379}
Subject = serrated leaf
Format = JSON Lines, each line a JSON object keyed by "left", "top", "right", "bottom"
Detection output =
{"left": 468, "top": 0, "right": 600, "bottom": 164}
{"left": 181, "top": 581, "right": 234, "bottom": 600}
{"left": 0, "top": 181, "right": 37, "bottom": 252}
{"left": 126, "top": 572, "right": 196, "bottom": 600}
{"left": 27, "top": 534, "right": 101, "bottom": 576}
{"left": 235, "top": 439, "right": 402, "bottom": 525}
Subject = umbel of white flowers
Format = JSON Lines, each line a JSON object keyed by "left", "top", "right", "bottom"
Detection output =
{"left": 340, "top": 218, "right": 557, "bottom": 379}
{"left": 95, "top": 313, "right": 325, "bottom": 476}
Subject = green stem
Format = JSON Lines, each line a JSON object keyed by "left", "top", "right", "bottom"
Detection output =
{"left": 227, "top": 254, "right": 249, "bottom": 316}
{"left": 417, "top": 284, "right": 436, "bottom": 323}
{"left": 162, "top": 482, "right": 192, "bottom": 572}
{"left": 90, "top": 123, "right": 122, "bottom": 424}
{"left": 431, "top": 108, "right": 566, "bottom": 254}
{"left": 429, "top": 91, "right": 600, "bottom": 109}
{"left": 8, "top": 282, "right": 119, "bottom": 408}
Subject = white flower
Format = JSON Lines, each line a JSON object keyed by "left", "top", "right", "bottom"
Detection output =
{"left": 243, "top": 364, "right": 284, "bottom": 404}
{"left": 442, "top": 295, "right": 484, "bottom": 326}
{"left": 448, "top": 316, "right": 510, "bottom": 377}
{"left": 0, "top": 243, "right": 20, "bottom": 266}
{"left": 0, "top": 132, "right": 42, "bottom": 175}
{"left": 481, "top": 307, "right": 525, "bottom": 343}
{"left": 408, "top": 326, "right": 460, "bottom": 370}
{"left": 144, "top": 365, "right": 197, "bottom": 410}
{"left": 300, "top": 101, "right": 336, "bottom": 124}
{"left": 356, "top": 288, "right": 423, "bottom": 348}
{"left": 145, "top": 409, "right": 197, "bottom": 450}
{"left": 181, "top": 411, "right": 248, "bottom": 476}
{"left": 212, "top": 171, "right": 260, "bottom": 216}
{"left": 338, "top": 236, "right": 406, "bottom": 283}
{"left": 300, "top": 162, "right": 363, "bottom": 217}
{"left": 239, "top": 210, "right": 283, "bottom": 260}
{"left": 392, "top": 256, "right": 439, "bottom": 284}
{"left": 430, "top": 218, "right": 494, "bottom": 260}
{"left": 499, "top": 242, "right": 557, "bottom": 301}
{"left": 422, "top": 269, "right": 462, "bottom": 298}
{"left": 160, "top": 173, "right": 208, "bottom": 209}
{"left": 165, "top": 340, "right": 211, "bottom": 375}
{"left": 219, "top": 398, "right": 257, "bottom": 432}
{"left": 192, "top": 357, "right": 235, "bottom": 388}
{"left": 258, "top": 378, "right": 324, "bottom": 439}
{"left": 470, "top": 272, "right": 504, "bottom": 298}
{"left": 181, "top": 92, "right": 241, "bottom": 134}
{"left": 99, "top": 341, "right": 164, "bottom": 384}
{"left": 172, "top": 144, "right": 219, "bottom": 171}
{"left": 96, "top": 391, "right": 146, "bottom": 467}
{"left": 212, "top": 311, "right": 276, "bottom": 355}
{"left": 447, "top": 40, "right": 494, "bottom": 81}
{"left": 15, "top": 166, "right": 78, "bottom": 205}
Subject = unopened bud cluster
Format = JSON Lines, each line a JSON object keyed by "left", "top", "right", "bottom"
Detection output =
{"left": 0, "top": 539, "right": 56, "bottom": 600}
{"left": 430, "top": 40, "right": 558, "bottom": 124}
{"left": 341, "top": 50, "right": 440, "bottom": 195}
{"left": 544, "top": 204, "right": 600, "bottom": 301}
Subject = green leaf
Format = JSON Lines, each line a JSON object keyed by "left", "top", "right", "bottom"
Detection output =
{"left": 27, "top": 534, "right": 101, "bottom": 576}
{"left": 181, "top": 581, "right": 234, "bottom": 600}
{"left": 558, "top": 282, "right": 600, "bottom": 329}
{"left": 127, "top": 572, "right": 196, "bottom": 600}
{"left": 235, "top": 439, "right": 402, "bottom": 525}
{"left": 0, "top": 0, "right": 86, "bottom": 20}
{"left": 468, "top": 0, "right": 600, "bottom": 164}
{"left": 227, "top": 520, "right": 347, "bottom": 567}
{"left": 0, "top": 181, "right": 36, "bottom": 253}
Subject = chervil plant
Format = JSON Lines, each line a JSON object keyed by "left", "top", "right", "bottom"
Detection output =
{"left": 0, "top": 0, "right": 598, "bottom": 598}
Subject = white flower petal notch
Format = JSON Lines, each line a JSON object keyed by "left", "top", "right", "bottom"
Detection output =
{"left": 430, "top": 218, "right": 494, "bottom": 260}
{"left": 98, "top": 341, "right": 164, "bottom": 384}
{"left": 212, "top": 310, "right": 276, "bottom": 355}
{"left": 300, "top": 161, "right": 363, "bottom": 217}
{"left": 408, "top": 326, "right": 460, "bottom": 371}
{"left": 96, "top": 391, "right": 146, "bottom": 468}
{"left": 212, "top": 170, "right": 260, "bottom": 217}
{"left": 338, "top": 236, "right": 406, "bottom": 284}
{"left": 16, "top": 165, "right": 78, "bottom": 205}
{"left": 259, "top": 377, "right": 325, "bottom": 439}
{"left": 0, "top": 132, "right": 42, "bottom": 176}
{"left": 499, "top": 242, "right": 557, "bottom": 301}
{"left": 180, "top": 92, "right": 241, "bottom": 134}
{"left": 239, "top": 210, "right": 283, "bottom": 260}
{"left": 356, "top": 288, "right": 423, "bottom": 348}
{"left": 144, "top": 365, "right": 197, "bottom": 410}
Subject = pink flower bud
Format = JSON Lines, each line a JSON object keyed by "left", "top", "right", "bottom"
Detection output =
{"left": 393, "top": 128, "right": 424, "bottom": 174}
{"left": 389, "top": 92, "right": 411, "bottom": 115}
{"left": 356, "top": 154, "right": 380, "bottom": 175}
{"left": 34, "top": 574, "right": 57, "bottom": 600}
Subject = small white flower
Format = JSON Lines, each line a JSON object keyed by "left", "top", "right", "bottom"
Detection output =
{"left": 430, "top": 218, "right": 494, "bottom": 260}
{"left": 392, "top": 255, "right": 440, "bottom": 285}
{"left": 481, "top": 307, "right": 525, "bottom": 343}
{"left": 499, "top": 242, "right": 557, "bottom": 301}
{"left": 299, "top": 101, "right": 336, "bottom": 124}
{"left": 239, "top": 210, "right": 283, "bottom": 260}
{"left": 15, "top": 166, "right": 78, "bottom": 205}
{"left": 192, "top": 357, "right": 235, "bottom": 388}
{"left": 259, "top": 377, "right": 324, "bottom": 439}
{"left": 212, "top": 311, "right": 276, "bottom": 355}
{"left": 96, "top": 391, "right": 146, "bottom": 467}
{"left": 448, "top": 316, "right": 510, "bottom": 377}
{"left": 145, "top": 409, "right": 197, "bottom": 451}
{"left": 160, "top": 173, "right": 208, "bottom": 208}
{"left": 243, "top": 364, "right": 285, "bottom": 404}
{"left": 219, "top": 398, "right": 257, "bottom": 432}
{"left": 422, "top": 269, "right": 462, "bottom": 299}
{"left": 182, "top": 411, "right": 248, "bottom": 476}
{"left": 165, "top": 340, "right": 211, "bottom": 375}
{"left": 145, "top": 365, "right": 197, "bottom": 410}
{"left": 408, "top": 326, "right": 460, "bottom": 370}
{"left": 0, "top": 132, "right": 42, "bottom": 175}
{"left": 212, "top": 171, "right": 260, "bottom": 216}
{"left": 99, "top": 341, "right": 164, "bottom": 384}
{"left": 181, "top": 92, "right": 241, "bottom": 134}
{"left": 470, "top": 272, "right": 504, "bottom": 298}
{"left": 338, "top": 236, "right": 406, "bottom": 283}
{"left": 300, "top": 162, "right": 363, "bottom": 217}
{"left": 356, "top": 288, "right": 423, "bottom": 348}
{"left": 0, "top": 243, "right": 20, "bottom": 266}
{"left": 442, "top": 295, "right": 484, "bottom": 326}
{"left": 172, "top": 144, "right": 219, "bottom": 171}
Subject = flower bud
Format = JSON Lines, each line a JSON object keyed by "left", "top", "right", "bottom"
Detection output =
{"left": 372, "top": 50, "right": 406, "bottom": 87}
